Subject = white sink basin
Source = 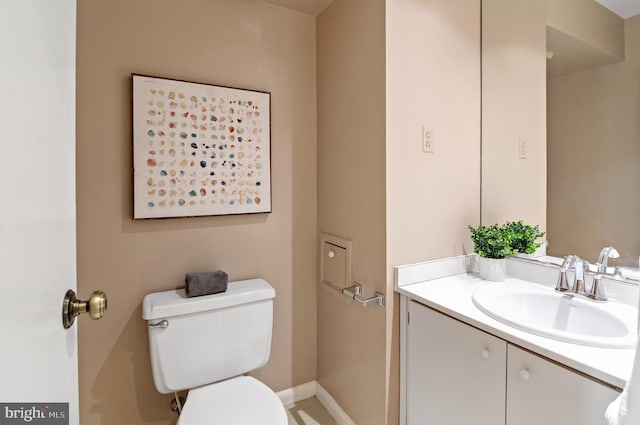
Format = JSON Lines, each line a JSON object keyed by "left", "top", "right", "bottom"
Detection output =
{"left": 472, "top": 280, "right": 638, "bottom": 348}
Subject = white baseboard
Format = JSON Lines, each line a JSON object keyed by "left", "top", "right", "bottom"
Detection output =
{"left": 276, "top": 380, "right": 317, "bottom": 406}
{"left": 276, "top": 381, "right": 356, "bottom": 425}
{"left": 315, "top": 382, "right": 356, "bottom": 425}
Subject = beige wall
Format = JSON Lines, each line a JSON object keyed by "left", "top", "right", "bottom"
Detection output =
{"left": 547, "top": 15, "right": 640, "bottom": 264}
{"left": 386, "top": 0, "right": 481, "bottom": 264}
{"left": 76, "top": 1, "right": 317, "bottom": 424}
{"left": 481, "top": 0, "right": 547, "bottom": 229}
{"left": 317, "top": 0, "right": 480, "bottom": 424}
{"left": 78, "top": 0, "right": 483, "bottom": 423}
{"left": 316, "top": 0, "right": 388, "bottom": 424}
{"left": 386, "top": 0, "right": 480, "bottom": 422}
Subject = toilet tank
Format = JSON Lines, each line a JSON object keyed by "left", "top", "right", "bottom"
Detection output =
{"left": 142, "top": 278, "right": 275, "bottom": 394}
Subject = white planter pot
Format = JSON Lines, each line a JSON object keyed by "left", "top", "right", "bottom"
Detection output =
{"left": 478, "top": 257, "right": 507, "bottom": 282}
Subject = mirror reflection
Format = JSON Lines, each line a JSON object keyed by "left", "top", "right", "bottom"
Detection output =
{"left": 482, "top": 0, "right": 640, "bottom": 268}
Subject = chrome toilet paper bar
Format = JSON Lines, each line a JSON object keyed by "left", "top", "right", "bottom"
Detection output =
{"left": 341, "top": 283, "right": 385, "bottom": 307}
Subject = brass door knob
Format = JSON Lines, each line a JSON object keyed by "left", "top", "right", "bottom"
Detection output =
{"left": 62, "top": 289, "right": 108, "bottom": 329}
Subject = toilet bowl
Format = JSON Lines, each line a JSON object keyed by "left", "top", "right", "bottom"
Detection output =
{"left": 177, "top": 376, "right": 287, "bottom": 425}
{"left": 143, "top": 279, "right": 287, "bottom": 425}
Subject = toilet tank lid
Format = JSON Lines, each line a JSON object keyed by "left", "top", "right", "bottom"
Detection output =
{"left": 142, "top": 278, "right": 275, "bottom": 321}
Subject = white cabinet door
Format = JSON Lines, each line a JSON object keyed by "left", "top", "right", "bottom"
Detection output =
{"left": 407, "top": 301, "right": 507, "bottom": 425}
{"left": 507, "top": 345, "right": 619, "bottom": 425}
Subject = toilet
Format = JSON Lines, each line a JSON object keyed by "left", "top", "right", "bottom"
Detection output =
{"left": 142, "top": 278, "right": 288, "bottom": 425}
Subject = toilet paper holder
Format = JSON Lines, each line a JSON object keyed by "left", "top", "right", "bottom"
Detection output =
{"left": 341, "top": 283, "right": 385, "bottom": 308}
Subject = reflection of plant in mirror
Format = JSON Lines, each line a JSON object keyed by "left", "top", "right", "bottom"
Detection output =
{"left": 468, "top": 221, "right": 545, "bottom": 259}
{"left": 503, "top": 221, "right": 545, "bottom": 255}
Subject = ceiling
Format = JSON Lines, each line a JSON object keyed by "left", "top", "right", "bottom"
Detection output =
{"left": 259, "top": 0, "right": 333, "bottom": 16}
{"left": 596, "top": 0, "right": 640, "bottom": 18}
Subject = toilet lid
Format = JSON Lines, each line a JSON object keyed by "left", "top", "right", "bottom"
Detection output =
{"left": 177, "top": 376, "right": 288, "bottom": 425}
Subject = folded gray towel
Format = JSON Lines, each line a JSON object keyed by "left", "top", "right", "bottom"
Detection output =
{"left": 185, "top": 270, "right": 229, "bottom": 297}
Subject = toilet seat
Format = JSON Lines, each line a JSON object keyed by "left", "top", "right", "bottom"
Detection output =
{"left": 177, "top": 376, "right": 288, "bottom": 425}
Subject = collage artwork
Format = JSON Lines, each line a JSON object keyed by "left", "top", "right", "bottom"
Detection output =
{"left": 133, "top": 75, "right": 271, "bottom": 219}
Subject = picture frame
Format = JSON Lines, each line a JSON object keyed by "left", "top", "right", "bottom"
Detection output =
{"left": 132, "top": 74, "right": 271, "bottom": 219}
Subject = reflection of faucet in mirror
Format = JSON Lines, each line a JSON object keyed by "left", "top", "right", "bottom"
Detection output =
{"left": 596, "top": 246, "right": 619, "bottom": 274}
{"left": 614, "top": 266, "right": 640, "bottom": 282}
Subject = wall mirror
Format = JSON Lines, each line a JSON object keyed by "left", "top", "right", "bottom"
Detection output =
{"left": 482, "top": 0, "right": 640, "bottom": 270}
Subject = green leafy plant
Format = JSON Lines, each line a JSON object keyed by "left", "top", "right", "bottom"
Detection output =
{"left": 468, "top": 223, "right": 514, "bottom": 259}
{"left": 468, "top": 221, "right": 545, "bottom": 259}
{"left": 502, "top": 220, "right": 545, "bottom": 255}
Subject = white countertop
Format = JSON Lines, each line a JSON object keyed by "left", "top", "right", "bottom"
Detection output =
{"left": 397, "top": 271, "right": 636, "bottom": 390}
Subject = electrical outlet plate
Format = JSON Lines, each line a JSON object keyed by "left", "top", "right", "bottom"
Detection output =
{"left": 518, "top": 137, "right": 527, "bottom": 159}
{"left": 422, "top": 125, "right": 434, "bottom": 153}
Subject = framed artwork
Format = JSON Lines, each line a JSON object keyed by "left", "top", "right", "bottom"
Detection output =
{"left": 132, "top": 74, "right": 271, "bottom": 219}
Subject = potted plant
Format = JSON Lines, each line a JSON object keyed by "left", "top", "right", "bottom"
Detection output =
{"left": 468, "top": 221, "right": 545, "bottom": 281}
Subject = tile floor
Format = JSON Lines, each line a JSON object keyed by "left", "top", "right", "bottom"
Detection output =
{"left": 287, "top": 397, "right": 338, "bottom": 425}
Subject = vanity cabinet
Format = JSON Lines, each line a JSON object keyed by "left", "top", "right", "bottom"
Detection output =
{"left": 407, "top": 300, "right": 507, "bottom": 424}
{"left": 507, "top": 345, "right": 618, "bottom": 425}
{"left": 406, "top": 300, "right": 620, "bottom": 425}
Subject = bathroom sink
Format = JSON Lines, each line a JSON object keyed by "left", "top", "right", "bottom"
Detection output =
{"left": 472, "top": 280, "right": 638, "bottom": 348}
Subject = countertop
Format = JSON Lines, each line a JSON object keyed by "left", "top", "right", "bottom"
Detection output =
{"left": 397, "top": 271, "right": 636, "bottom": 390}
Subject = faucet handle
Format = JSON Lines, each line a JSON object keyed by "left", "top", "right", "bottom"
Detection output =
{"left": 556, "top": 255, "right": 574, "bottom": 292}
{"left": 586, "top": 275, "right": 608, "bottom": 302}
{"left": 556, "top": 270, "right": 570, "bottom": 292}
{"left": 571, "top": 258, "right": 587, "bottom": 293}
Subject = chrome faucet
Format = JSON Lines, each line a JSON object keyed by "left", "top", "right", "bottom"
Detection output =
{"left": 556, "top": 255, "right": 604, "bottom": 300}
{"left": 596, "top": 246, "right": 619, "bottom": 273}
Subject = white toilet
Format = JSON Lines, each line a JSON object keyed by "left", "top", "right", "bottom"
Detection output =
{"left": 142, "top": 278, "right": 288, "bottom": 425}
